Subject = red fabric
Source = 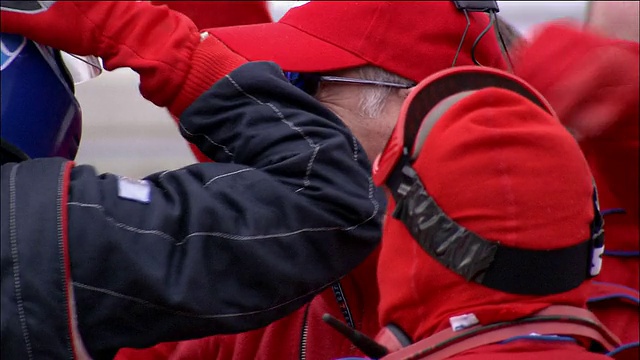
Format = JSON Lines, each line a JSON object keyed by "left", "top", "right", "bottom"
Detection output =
{"left": 116, "top": 342, "right": 180, "bottom": 360}
{"left": 1, "top": 1, "right": 196, "bottom": 113}
{"left": 512, "top": 22, "right": 639, "bottom": 253}
{"left": 446, "top": 341, "right": 611, "bottom": 360}
{"left": 512, "top": 22, "right": 639, "bottom": 347}
{"left": 167, "top": 34, "right": 248, "bottom": 116}
{"left": 151, "top": 1, "right": 272, "bottom": 162}
{"left": 208, "top": 1, "right": 507, "bottom": 81}
{"left": 372, "top": 66, "right": 558, "bottom": 188}
{"left": 588, "top": 280, "right": 639, "bottom": 345}
{"left": 60, "top": 161, "right": 81, "bottom": 357}
{"left": 0, "top": 1, "right": 247, "bottom": 117}
{"left": 152, "top": 1, "right": 272, "bottom": 29}
{"left": 377, "top": 86, "right": 597, "bottom": 341}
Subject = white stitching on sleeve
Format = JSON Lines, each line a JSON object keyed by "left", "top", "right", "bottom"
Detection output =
{"left": 68, "top": 199, "right": 376, "bottom": 244}
{"left": 72, "top": 280, "right": 335, "bottom": 319}
{"left": 179, "top": 122, "right": 235, "bottom": 160}
{"left": 158, "top": 170, "right": 170, "bottom": 180}
{"left": 54, "top": 162, "right": 75, "bottom": 359}
{"left": 8, "top": 165, "right": 34, "bottom": 359}
{"left": 67, "top": 173, "right": 379, "bottom": 245}
{"left": 67, "top": 202, "right": 176, "bottom": 243}
{"left": 295, "top": 145, "right": 319, "bottom": 193}
{"left": 204, "top": 168, "right": 254, "bottom": 188}
{"left": 224, "top": 74, "right": 318, "bottom": 192}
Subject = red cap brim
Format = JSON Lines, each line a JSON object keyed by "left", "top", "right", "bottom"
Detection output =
{"left": 209, "top": 22, "right": 367, "bottom": 73}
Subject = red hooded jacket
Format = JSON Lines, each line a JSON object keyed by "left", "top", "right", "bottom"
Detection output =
{"left": 360, "top": 23, "right": 638, "bottom": 360}
{"left": 373, "top": 67, "right": 615, "bottom": 360}
{"left": 513, "top": 22, "right": 639, "bottom": 349}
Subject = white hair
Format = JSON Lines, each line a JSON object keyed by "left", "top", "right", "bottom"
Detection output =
{"left": 355, "top": 66, "right": 414, "bottom": 118}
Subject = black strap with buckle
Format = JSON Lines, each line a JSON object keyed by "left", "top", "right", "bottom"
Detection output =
{"left": 388, "top": 162, "right": 603, "bottom": 296}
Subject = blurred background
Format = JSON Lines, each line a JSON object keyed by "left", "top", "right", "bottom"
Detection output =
{"left": 74, "top": 1, "right": 589, "bottom": 178}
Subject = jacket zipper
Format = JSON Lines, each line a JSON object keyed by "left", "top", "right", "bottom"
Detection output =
{"left": 299, "top": 281, "right": 356, "bottom": 360}
{"left": 299, "top": 303, "right": 311, "bottom": 360}
{"left": 331, "top": 282, "right": 355, "bottom": 328}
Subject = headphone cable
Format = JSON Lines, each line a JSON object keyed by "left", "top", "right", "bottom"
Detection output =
{"left": 470, "top": 11, "right": 496, "bottom": 66}
{"left": 452, "top": 9, "right": 471, "bottom": 67}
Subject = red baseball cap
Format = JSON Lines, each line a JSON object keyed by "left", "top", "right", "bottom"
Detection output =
{"left": 209, "top": 1, "right": 507, "bottom": 83}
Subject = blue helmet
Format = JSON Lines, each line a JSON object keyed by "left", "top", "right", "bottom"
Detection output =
{"left": 1, "top": 33, "right": 100, "bottom": 162}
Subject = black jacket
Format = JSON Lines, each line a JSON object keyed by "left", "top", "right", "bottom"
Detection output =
{"left": 1, "top": 62, "right": 383, "bottom": 359}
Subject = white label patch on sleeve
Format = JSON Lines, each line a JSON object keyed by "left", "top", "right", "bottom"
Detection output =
{"left": 449, "top": 313, "right": 479, "bottom": 332}
{"left": 117, "top": 176, "right": 151, "bottom": 203}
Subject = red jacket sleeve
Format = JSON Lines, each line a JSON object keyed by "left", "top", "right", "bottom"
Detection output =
{"left": 152, "top": 1, "right": 272, "bottom": 28}
{"left": 513, "top": 22, "right": 639, "bottom": 251}
{"left": 513, "top": 22, "right": 639, "bottom": 142}
{"left": 0, "top": 1, "right": 247, "bottom": 116}
{"left": 115, "top": 342, "right": 180, "bottom": 360}
{"left": 150, "top": 1, "right": 273, "bottom": 162}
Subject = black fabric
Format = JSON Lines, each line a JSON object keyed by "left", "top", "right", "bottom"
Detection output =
{"left": 483, "top": 239, "right": 592, "bottom": 295}
{"left": 1, "top": 62, "right": 384, "bottom": 358}
{"left": 1, "top": 158, "right": 75, "bottom": 359}
{"left": 0, "top": 138, "right": 29, "bottom": 165}
{"left": 392, "top": 167, "right": 600, "bottom": 296}
{"left": 384, "top": 153, "right": 413, "bottom": 204}
{"left": 0, "top": 1, "right": 55, "bottom": 13}
{"left": 452, "top": 1, "right": 499, "bottom": 12}
{"left": 67, "top": 62, "right": 384, "bottom": 357}
{"left": 392, "top": 169, "right": 499, "bottom": 285}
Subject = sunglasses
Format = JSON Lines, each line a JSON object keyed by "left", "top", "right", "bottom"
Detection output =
{"left": 284, "top": 72, "right": 414, "bottom": 96}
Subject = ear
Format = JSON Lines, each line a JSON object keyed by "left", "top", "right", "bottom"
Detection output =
{"left": 399, "top": 87, "right": 415, "bottom": 99}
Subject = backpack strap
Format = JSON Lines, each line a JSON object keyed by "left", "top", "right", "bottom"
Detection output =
{"left": 380, "top": 305, "right": 621, "bottom": 360}
{"left": 588, "top": 281, "right": 640, "bottom": 306}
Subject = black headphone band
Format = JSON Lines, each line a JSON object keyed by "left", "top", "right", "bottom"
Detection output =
{"left": 391, "top": 165, "right": 604, "bottom": 296}
{"left": 402, "top": 70, "right": 550, "bottom": 155}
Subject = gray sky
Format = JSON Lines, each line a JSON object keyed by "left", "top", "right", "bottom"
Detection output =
{"left": 267, "top": 1, "right": 589, "bottom": 35}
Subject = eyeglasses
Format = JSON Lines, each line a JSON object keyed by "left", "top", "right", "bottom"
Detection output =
{"left": 284, "top": 72, "right": 414, "bottom": 96}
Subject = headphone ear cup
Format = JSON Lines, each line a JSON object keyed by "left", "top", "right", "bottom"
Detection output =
{"left": 401, "top": 66, "right": 557, "bottom": 159}
{"left": 375, "top": 323, "right": 413, "bottom": 352}
{"left": 411, "top": 90, "right": 477, "bottom": 160}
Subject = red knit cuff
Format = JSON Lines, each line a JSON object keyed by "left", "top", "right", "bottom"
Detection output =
{"left": 169, "top": 34, "right": 248, "bottom": 117}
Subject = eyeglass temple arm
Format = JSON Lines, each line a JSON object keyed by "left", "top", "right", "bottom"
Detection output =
{"left": 319, "top": 76, "right": 414, "bottom": 89}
